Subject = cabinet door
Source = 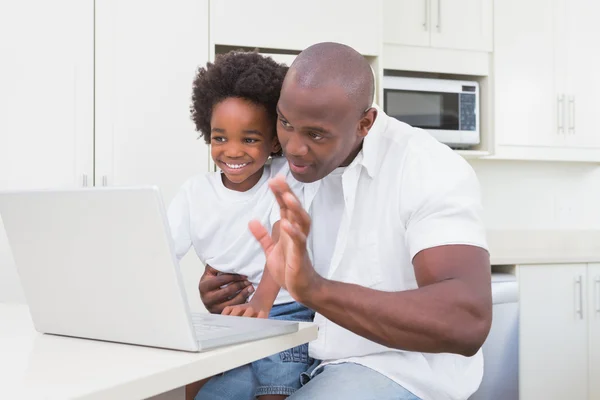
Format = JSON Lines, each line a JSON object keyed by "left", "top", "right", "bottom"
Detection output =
{"left": 564, "top": 0, "right": 600, "bottom": 149}
{"left": 0, "top": 0, "right": 94, "bottom": 190}
{"left": 383, "top": 0, "right": 430, "bottom": 47}
{"left": 95, "top": 0, "right": 210, "bottom": 204}
{"left": 0, "top": 0, "right": 93, "bottom": 304}
{"left": 210, "top": 0, "right": 382, "bottom": 56}
{"left": 589, "top": 263, "right": 600, "bottom": 400}
{"left": 493, "top": 0, "right": 561, "bottom": 148}
{"left": 429, "top": 0, "right": 492, "bottom": 51}
{"left": 518, "top": 264, "right": 588, "bottom": 400}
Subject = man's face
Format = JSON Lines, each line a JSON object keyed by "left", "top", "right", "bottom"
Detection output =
{"left": 276, "top": 78, "right": 365, "bottom": 183}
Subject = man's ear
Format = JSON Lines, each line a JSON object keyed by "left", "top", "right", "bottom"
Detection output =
{"left": 358, "top": 107, "right": 377, "bottom": 138}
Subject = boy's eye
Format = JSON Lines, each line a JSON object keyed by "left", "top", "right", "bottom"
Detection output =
{"left": 212, "top": 136, "right": 226, "bottom": 143}
{"left": 244, "top": 138, "right": 258, "bottom": 144}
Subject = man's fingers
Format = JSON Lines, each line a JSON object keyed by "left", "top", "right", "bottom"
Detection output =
{"left": 249, "top": 220, "right": 275, "bottom": 255}
{"left": 203, "top": 265, "right": 220, "bottom": 277}
{"left": 200, "top": 273, "right": 249, "bottom": 292}
{"left": 281, "top": 219, "right": 308, "bottom": 248}
{"left": 216, "top": 281, "right": 254, "bottom": 303}
{"left": 219, "top": 287, "right": 254, "bottom": 309}
{"left": 282, "top": 192, "right": 311, "bottom": 236}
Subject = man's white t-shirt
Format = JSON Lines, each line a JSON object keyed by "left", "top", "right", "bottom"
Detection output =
{"left": 167, "top": 157, "right": 296, "bottom": 305}
{"left": 302, "top": 106, "right": 488, "bottom": 400}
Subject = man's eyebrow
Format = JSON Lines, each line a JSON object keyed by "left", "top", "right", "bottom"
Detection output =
{"left": 276, "top": 106, "right": 287, "bottom": 120}
{"left": 304, "top": 126, "right": 328, "bottom": 134}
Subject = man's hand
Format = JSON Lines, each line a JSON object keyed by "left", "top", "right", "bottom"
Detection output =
{"left": 248, "top": 175, "right": 323, "bottom": 303}
{"left": 221, "top": 302, "right": 270, "bottom": 318}
{"left": 198, "top": 265, "right": 254, "bottom": 314}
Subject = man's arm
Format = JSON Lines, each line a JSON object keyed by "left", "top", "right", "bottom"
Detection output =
{"left": 298, "top": 244, "right": 492, "bottom": 357}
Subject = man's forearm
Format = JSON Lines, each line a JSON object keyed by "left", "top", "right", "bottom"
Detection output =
{"left": 301, "top": 277, "right": 491, "bottom": 357}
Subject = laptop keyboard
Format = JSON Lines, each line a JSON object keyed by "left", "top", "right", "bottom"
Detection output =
{"left": 190, "top": 313, "right": 233, "bottom": 337}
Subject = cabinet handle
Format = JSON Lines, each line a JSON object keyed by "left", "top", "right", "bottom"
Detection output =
{"left": 423, "top": 0, "right": 428, "bottom": 30}
{"left": 595, "top": 277, "right": 600, "bottom": 314}
{"left": 82, "top": 174, "right": 88, "bottom": 187}
{"left": 575, "top": 275, "right": 584, "bottom": 319}
{"left": 557, "top": 95, "right": 565, "bottom": 134}
{"left": 568, "top": 96, "right": 575, "bottom": 134}
{"left": 436, "top": 0, "right": 441, "bottom": 32}
{"left": 102, "top": 175, "right": 108, "bottom": 187}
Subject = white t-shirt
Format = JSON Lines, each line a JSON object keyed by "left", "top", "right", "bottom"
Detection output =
{"left": 301, "top": 106, "right": 488, "bottom": 400}
{"left": 309, "top": 167, "right": 345, "bottom": 278}
{"left": 167, "top": 157, "right": 297, "bottom": 305}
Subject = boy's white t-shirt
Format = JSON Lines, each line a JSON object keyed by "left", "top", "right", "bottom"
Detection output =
{"left": 167, "top": 157, "right": 296, "bottom": 305}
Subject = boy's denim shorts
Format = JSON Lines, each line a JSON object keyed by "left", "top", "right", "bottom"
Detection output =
{"left": 253, "top": 301, "right": 315, "bottom": 396}
{"left": 195, "top": 301, "right": 315, "bottom": 399}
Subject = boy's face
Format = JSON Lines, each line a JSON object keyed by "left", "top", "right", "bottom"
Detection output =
{"left": 210, "top": 97, "right": 281, "bottom": 192}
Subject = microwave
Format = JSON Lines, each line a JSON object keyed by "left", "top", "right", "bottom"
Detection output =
{"left": 383, "top": 76, "right": 480, "bottom": 148}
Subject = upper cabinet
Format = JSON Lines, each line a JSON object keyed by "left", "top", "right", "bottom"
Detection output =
{"left": 493, "top": 0, "right": 600, "bottom": 161}
{"left": 383, "top": 0, "right": 493, "bottom": 52}
{"left": 95, "top": 0, "right": 211, "bottom": 203}
{"left": 210, "top": 0, "right": 382, "bottom": 56}
{"left": 0, "top": 0, "right": 94, "bottom": 190}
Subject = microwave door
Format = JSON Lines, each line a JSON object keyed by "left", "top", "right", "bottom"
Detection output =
{"left": 384, "top": 89, "right": 464, "bottom": 147}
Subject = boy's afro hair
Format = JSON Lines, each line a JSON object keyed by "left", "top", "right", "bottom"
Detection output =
{"left": 191, "top": 50, "right": 288, "bottom": 145}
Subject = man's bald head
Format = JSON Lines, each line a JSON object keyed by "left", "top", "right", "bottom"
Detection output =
{"left": 287, "top": 42, "right": 374, "bottom": 114}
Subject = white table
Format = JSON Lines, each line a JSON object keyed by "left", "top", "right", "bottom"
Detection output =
{"left": 0, "top": 304, "right": 318, "bottom": 400}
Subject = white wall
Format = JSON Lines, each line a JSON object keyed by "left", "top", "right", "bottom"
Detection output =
{"left": 470, "top": 160, "right": 600, "bottom": 230}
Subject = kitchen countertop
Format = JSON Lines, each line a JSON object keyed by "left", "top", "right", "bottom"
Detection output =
{"left": 487, "top": 230, "right": 600, "bottom": 265}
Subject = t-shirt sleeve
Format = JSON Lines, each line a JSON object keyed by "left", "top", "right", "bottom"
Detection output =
{"left": 167, "top": 182, "right": 193, "bottom": 261}
{"left": 401, "top": 139, "right": 488, "bottom": 261}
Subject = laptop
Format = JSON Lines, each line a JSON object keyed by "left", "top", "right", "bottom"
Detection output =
{"left": 0, "top": 186, "right": 298, "bottom": 352}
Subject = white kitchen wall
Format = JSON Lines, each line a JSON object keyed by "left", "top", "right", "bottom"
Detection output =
{"left": 470, "top": 160, "right": 600, "bottom": 230}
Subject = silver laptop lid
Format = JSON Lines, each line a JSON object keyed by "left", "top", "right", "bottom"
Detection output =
{"left": 0, "top": 187, "right": 199, "bottom": 351}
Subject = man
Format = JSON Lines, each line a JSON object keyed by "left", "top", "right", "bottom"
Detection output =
{"left": 199, "top": 42, "right": 492, "bottom": 400}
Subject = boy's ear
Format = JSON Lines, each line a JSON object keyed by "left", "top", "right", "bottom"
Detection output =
{"left": 271, "top": 137, "right": 282, "bottom": 155}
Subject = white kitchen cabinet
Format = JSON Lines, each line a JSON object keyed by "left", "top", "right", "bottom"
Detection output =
{"left": 0, "top": 0, "right": 93, "bottom": 305}
{"left": 383, "top": 0, "right": 430, "bottom": 47}
{"left": 429, "top": 0, "right": 493, "bottom": 51}
{"left": 589, "top": 263, "right": 600, "bottom": 400}
{"left": 383, "top": 0, "right": 492, "bottom": 52}
{"left": 0, "top": 0, "right": 94, "bottom": 190}
{"left": 493, "top": 0, "right": 561, "bottom": 149}
{"left": 518, "top": 264, "right": 589, "bottom": 400}
{"left": 95, "top": 0, "right": 211, "bottom": 203}
{"left": 493, "top": 0, "right": 600, "bottom": 161}
{"left": 564, "top": 0, "right": 600, "bottom": 150}
{"left": 210, "top": 0, "right": 382, "bottom": 56}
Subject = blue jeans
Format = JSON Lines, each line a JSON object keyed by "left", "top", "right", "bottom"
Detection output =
{"left": 196, "top": 302, "right": 315, "bottom": 399}
{"left": 290, "top": 361, "right": 422, "bottom": 399}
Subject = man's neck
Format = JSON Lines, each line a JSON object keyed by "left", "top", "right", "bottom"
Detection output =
{"left": 340, "top": 140, "right": 364, "bottom": 167}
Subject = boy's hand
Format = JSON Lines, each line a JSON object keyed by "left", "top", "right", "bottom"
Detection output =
{"left": 221, "top": 302, "right": 270, "bottom": 318}
{"left": 199, "top": 265, "right": 254, "bottom": 314}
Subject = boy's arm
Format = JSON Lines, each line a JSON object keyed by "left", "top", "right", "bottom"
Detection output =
{"left": 221, "top": 221, "right": 282, "bottom": 318}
